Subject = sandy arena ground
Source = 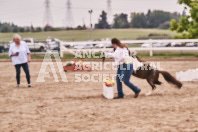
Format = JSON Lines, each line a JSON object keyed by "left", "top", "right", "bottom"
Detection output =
{"left": 0, "top": 60, "right": 198, "bottom": 132}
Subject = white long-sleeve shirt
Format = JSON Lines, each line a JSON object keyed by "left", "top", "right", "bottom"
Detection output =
{"left": 105, "top": 47, "right": 144, "bottom": 71}
{"left": 105, "top": 47, "right": 130, "bottom": 66}
{"left": 8, "top": 41, "right": 31, "bottom": 65}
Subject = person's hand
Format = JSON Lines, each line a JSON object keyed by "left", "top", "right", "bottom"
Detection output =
{"left": 104, "top": 51, "right": 108, "bottom": 55}
{"left": 12, "top": 52, "right": 19, "bottom": 56}
{"left": 28, "top": 57, "right": 31, "bottom": 63}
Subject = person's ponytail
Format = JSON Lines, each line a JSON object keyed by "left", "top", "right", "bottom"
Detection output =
{"left": 111, "top": 38, "right": 128, "bottom": 49}
{"left": 111, "top": 38, "right": 129, "bottom": 54}
{"left": 119, "top": 43, "right": 128, "bottom": 49}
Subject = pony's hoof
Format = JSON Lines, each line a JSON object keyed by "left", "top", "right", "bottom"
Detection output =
{"left": 158, "top": 92, "right": 164, "bottom": 95}
{"left": 145, "top": 92, "right": 152, "bottom": 96}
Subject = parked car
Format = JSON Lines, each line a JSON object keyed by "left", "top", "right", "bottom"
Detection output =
{"left": 106, "top": 43, "right": 113, "bottom": 48}
{"left": 84, "top": 44, "right": 93, "bottom": 49}
{"left": 46, "top": 38, "right": 60, "bottom": 51}
{"left": 164, "top": 42, "right": 171, "bottom": 47}
{"left": 73, "top": 44, "right": 85, "bottom": 49}
{"left": 95, "top": 43, "right": 113, "bottom": 48}
{"left": 73, "top": 44, "right": 93, "bottom": 49}
{"left": 170, "top": 42, "right": 176, "bottom": 47}
{"left": 161, "top": 42, "right": 171, "bottom": 47}
{"left": 95, "top": 43, "right": 104, "bottom": 48}
{"left": 0, "top": 45, "right": 5, "bottom": 53}
{"left": 174, "top": 42, "right": 186, "bottom": 47}
{"left": 65, "top": 43, "right": 71, "bottom": 48}
{"left": 141, "top": 42, "right": 171, "bottom": 48}
{"left": 141, "top": 43, "right": 150, "bottom": 48}
{"left": 185, "top": 42, "right": 197, "bottom": 47}
{"left": 23, "top": 38, "right": 46, "bottom": 52}
{"left": 153, "top": 42, "right": 162, "bottom": 47}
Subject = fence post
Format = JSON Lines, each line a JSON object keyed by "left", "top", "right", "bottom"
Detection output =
{"left": 103, "top": 42, "right": 106, "bottom": 51}
{"left": 60, "top": 42, "right": 63, "bottom": 58}
{"left": 149, "top": 39, "right": 153, "bottom": 57}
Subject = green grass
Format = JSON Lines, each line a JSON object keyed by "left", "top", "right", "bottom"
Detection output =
{"left": 0, "top": 29, "right": 177, "bottom": 43}
{"left": 1, "top": 52, "right": 197, "bottom": 60}
{"left": 128, "top": 43, "right": 141, "bottom": 47}
{"left": 137, "top": 53, "right": 198, "bottom": 58}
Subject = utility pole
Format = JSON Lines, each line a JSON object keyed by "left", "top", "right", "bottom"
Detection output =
{"left": 88, "top": 10, "right": 93, "bottom": 40}
{"left": 107, "top": 0, "right": 112, "bottom": 23}
{"left": 43, "top": 0, "right": 53, "bottom": 27}
{"left": 65, "top": 0, "right": 74, "bottom": 28}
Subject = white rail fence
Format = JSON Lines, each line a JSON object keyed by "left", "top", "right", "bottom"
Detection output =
{"left": 60, "top": 39, "right": 198, "bottom": 57}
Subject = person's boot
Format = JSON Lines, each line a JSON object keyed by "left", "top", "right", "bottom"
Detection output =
{"left": 114, "top": 96, "right": 124, "bottom": 99}
{"left": 134, "top": 90, "right": 141, "bottom": 98}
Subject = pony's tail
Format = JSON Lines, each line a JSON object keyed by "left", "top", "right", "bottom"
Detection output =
{"left": 159, "top": 70, "right": 182, "bottom": 88}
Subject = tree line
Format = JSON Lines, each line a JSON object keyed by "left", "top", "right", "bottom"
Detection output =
{"left": 0, "top": 9, "right": 184, "bottom": 33}
{"left": 0, "top": 22, "right": 87, "bottom": 33}
{"left": 95, "top": 9, "right": 184, "bottom": 29}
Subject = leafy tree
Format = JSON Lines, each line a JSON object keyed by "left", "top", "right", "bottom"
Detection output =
{"left": 19, "top": 27, "right": 25, "bottom": 32}
{"left": 25, "top": 28, "right": 30, "bottom": 32}
{"left": 147, "top": 10, "right": 173, "bottom": 28}
{"left": 44, "top": 25, "right": 52, "bottom": 31}
{"left": 146, "top": 9, "right": 151, "bottom": 27}
{"left": 113, "top": 13, "right": 130, "bottom": 28}
{"left": 131, "top": 13, "right": 147, "bottom": 28}
{"left": 76, "top": 25, "right": 86, "bottom": 30}
{"left": 95, "top": 11, "right": 110, "bottom": 29}
{"left": 35, "top": 27, "right": 42, "bottom": 32}
{"left": 170, "top": 0, "right": 198, "bottom": 38}
{"left": 12, "top": 27, "right": 18, "bottom": 32}
{"left": 182, "top": 10, "right": 187, "bottom": 17}
{"left": 1, "top": 24, "right": 10, "bottom": 32}
{"left": 82, "top": 24, "right": 86, "bottom": 29}
{"left": 31, "top": 25, "right": 34, "bottom": 32}
{"left": 130, "top": 10, "right": 181, "bottom": 29}
{"left": 158, "top": 21, "right": 171, "bottom": 29}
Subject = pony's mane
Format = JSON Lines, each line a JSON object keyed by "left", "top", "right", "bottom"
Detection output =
{"left": 134, "top": 55, "right": 146, "bottom": 62}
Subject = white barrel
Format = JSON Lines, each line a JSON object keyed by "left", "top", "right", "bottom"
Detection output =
{"left": 103, "top": 83, "right": 114, "bottom": 99}
{"left": 176, "top": 68, "right": 198, "bottom": 82}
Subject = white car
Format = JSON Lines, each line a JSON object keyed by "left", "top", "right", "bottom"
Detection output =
{"left": 84, "top": 44, "right": 93, "bottom": 49}
{"left": 106, "top": 43, "right": 113, "bottom": 48}
{"left": 73, "top": 44, "right": 85, "bottom": 49}
{"left": 141, "top": 43, "right": 150, "bottom": 48}
{"left": 186, "top": 42, "right": 197, "bottom": 47}
{"left": 23, "top": 38, "right": 46, "bottom": 52}
{"left": 170, "top": 42, "right": 176, "bottom": 47}
{"left": 153, "top": 42, "right": 162, "bottom": 47}
{"left": 73, "top": 44, "right": 93, "bottom": 49}
{"left": 95, "top": 43, "right": 104, "bottom": 48}
{"left": 141, "top": 42, "right": 169, "bottom": 48}
{"left": 46, "top": 38, "right": 60, "bottom": 51}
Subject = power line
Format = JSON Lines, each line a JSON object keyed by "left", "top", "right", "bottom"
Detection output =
{"left": 43, "top": 0, "right": 53, "bottom": 27}
{"left": 107, "top": 0, "right": 113, "bottom": 23}
{"left": 65, "top": 0, "right": 74, "bottom": 28}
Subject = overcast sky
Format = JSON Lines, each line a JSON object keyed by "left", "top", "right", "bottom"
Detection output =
{"left": 0, "top": 0, "right": 184, "bottom": 27}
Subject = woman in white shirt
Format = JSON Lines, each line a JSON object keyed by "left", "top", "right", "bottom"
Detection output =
{"left": 105, "top": 38, "right": 141, "bottom": 99}
{"left": 8, "top": 34, "right": 31, "bottom": 88}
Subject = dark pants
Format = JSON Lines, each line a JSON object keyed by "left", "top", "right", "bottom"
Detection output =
{"left": 15, "top": 63, "right": 30, "bottom": 85}
{"left": 116, "top": 63, "right": 141, "bottom": 97}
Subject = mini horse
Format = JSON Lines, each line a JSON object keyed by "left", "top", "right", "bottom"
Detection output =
{"left": 102, "top": 54, "right": 182, "bottom": 95}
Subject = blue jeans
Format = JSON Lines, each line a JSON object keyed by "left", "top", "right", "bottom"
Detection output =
{"left": 15, "top": 63, "right": 30, "bottom": 85}
{"left": 116, "top": 63, "right": 141, "bottom": 97}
